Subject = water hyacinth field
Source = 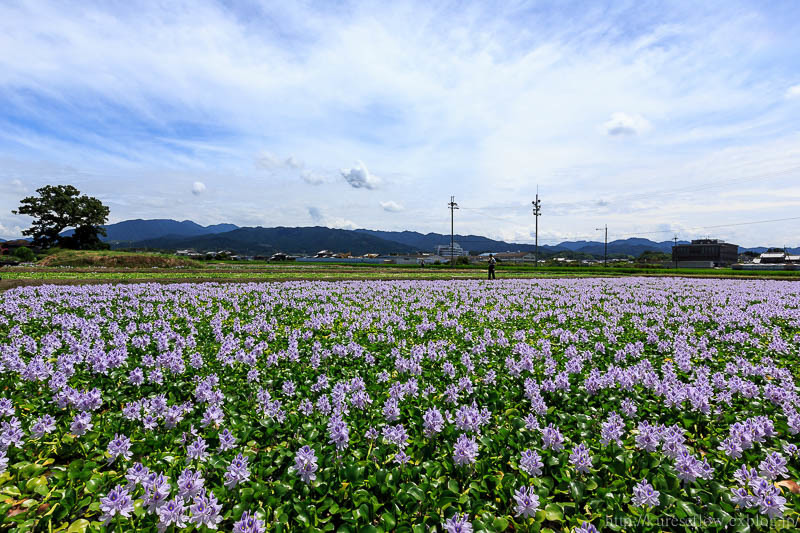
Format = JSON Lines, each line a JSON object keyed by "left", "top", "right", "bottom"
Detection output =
{"left": 1, "top": 279, "right": 799, "bottom": 532}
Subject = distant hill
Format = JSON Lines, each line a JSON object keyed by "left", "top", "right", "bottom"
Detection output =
{"left": 126, "top": 226, "right": 417, "bottom": 256}
{"left": 63, "top": 219, "right": 239, "bottom": 244}
{"left": 569, "top": 238, "right": 689, "bottom": 257}
{"left": 66, "top": 218, "right": 798, "bottom": 258}
{"left": 354, "top": 229, "right": 568, "bottom": 254}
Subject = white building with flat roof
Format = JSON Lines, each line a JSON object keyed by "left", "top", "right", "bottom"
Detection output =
{"left": 436, "top": 243, "right": 467, "bottom": 257}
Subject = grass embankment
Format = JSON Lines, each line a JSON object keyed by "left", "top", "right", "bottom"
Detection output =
{"left": 0, "top": 252, "right": 799, "bottom": 290}
{"left": 36, "top": 249, "right": 202, "bottom": 268}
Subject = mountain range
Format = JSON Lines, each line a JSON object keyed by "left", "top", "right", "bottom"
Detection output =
{"left": 62, "top": 219, "right": 237, "bottom": 244}
{"left": 61, "top": 218, "right": 796, "bottom": 258}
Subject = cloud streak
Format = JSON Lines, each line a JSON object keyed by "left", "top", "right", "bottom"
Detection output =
{"left": 341, "top": 161, "right": 380, "bottom": 190}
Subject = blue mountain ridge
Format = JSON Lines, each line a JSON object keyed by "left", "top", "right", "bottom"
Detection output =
{"left": 81, "top": 219, "right": 797, "bottom": 256}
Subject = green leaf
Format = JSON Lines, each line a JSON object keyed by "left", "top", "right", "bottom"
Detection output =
{"left": 569, "top": 480, "right": 584, "bottom": 501}
{"left": 406, "top": 486, "right": 424, "bottom": 502}
{"left": 66, "top": 519, "right": 90, "bottom": 533}
{"left": 493, "top": 516, "right": 509, "bottom": 530}
{"left": 382, "top": 513, "right": 396, "bottom": 530}
{"left": 544, "top": 503, "right": 562, "bottom": 522}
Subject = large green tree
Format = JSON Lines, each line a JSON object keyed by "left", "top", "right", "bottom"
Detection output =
{"left": 12, "top": 185, "right": 110, "bottom": 249}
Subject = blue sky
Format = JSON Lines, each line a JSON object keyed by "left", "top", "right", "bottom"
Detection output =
{"left": 1, "top": 0, "right": 799, "bottom": 246}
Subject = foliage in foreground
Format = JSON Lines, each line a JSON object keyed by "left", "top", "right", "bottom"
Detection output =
{"left": 1, "top": 278, "right": 799, "bottom": 532}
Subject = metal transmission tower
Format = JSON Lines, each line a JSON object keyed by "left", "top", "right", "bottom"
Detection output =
{"left": 447, "top": 196, "right": 459, "bottom": 266}
{"left": 595, "top": 224, "right": 608, "bottom": 266}
{"left": 532, "top": 189, "right": 541, "bottom": 268}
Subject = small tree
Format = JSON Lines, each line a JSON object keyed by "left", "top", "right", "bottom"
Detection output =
{"left": 13, "top": 246, "right": 35, "bottom": 262}
{"left": 12, "top": 185, "right": 109, "bottom": 249}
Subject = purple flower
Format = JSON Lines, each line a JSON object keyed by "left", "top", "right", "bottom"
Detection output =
{"left": 733, "top": 465, "right": 758, "bottom": 486}
{"left": 327, "top": 415, "right": 349, "bottom": 451}
{"left": 30, "top": 415, "right": 56, "bottom": 439}
{"left": 382, "top": 424, "right": 410, "bottom": 448}
{"left": 620, "top": 398, "right": 637, "bottom": 418}
{"left": 107, "top": 433, "right": 132, "bottom": 463}
{"left": 443, "top": 513, "right": 473, "bottom": 533}
{"left": 189, "top": 489, "right": 223, "bottom": 529}
{"left": 575, "top": 523, "right": 599, "bottom": 533}
{"left": 523, "top": 414, "right": 539, "bottom": 431}
{"left": 394, "top": 449, "right": 411, "bottom": 466}
{"left": 224, "top": 453, "right": 251, "bottom": 489}
{"left": 186, "top": 436, "right": 209, "bottom": 462}
{"left": 632, "top": 479, "right": 659, "bottom": 507}
{"left": 282, "top": 380, "right": 296, "bottom": 397}
{"left": 730, "top": 487, "right": 755, "bottom": 508}
{"left": 759, "top": 452, "right": 788, "bottom": 480}
{"left": 126, "top": 462, "right": 150, "bottom": 485}
{"left": 70, "top": 412, "right": 92, "bottom": 436}
{"left": 383, "top": 398, "right": 400, "bottom": 422}
{"left": 423, "top": 407, "right": 445, "bottom": 437}
{"left": 513, "top": 486, "right": 540, "bottom": 518}
{"left": 569, "top": 443, "right": 593, "bottom": 474}
{"left": 0, "top": 450, "right": 7, "bottom": 475}
{"left": 783, "top": 443, "right": 798, "bottom": 457}
{"left": 299, "top": 399, "right": 314, "bottom": 416}
{"left": 0, "top": 417, "right": 23, "bottom": 450}
{"left": 292, "top": 446, "right": 318, "bottom": 484}
{"left": 757, "top": 486, "right": 786, "bottom": 519}
{"left": 99, "top": 485, "right": 134, "bottom": 525}
{"left": 156, "top": 496, "right": 187, "bottom": 533}
{"left": 233, "top": 510, "right": 266, "bottom": 533}
{"left": 218, "top": 428, "right": 237, "bottom": 451}
{"left": 143, "top": 473, "right": 171, "bottom": 512}
{"left": 453, "top": 433, "right": 478, "bottom": 467}
{"left": 177, "top": 468, "right": 205, "bottom": 501}
{"left": 0, "top": 398, "right": 14, "bottom": 417}
{"left": 541, "top": 424, "right": 564, "bottom": 451}
{"left": 600, "top": 412, "right": 624, "bottom": 446}
{"left": 718, "top": 437, "right": 743, "bottom": 459}
{"left": 519, "top": 449, "right": 543, "bottom": 476}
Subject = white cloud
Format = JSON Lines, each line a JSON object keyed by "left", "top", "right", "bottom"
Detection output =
{"left": 602, "top": 113, "right": 651, "bottom": 136}
{"left": 341, "top": 161, "right": 380, "bottom": 189}
{"left": 380, "top": 200, "right": 403, "bottom": 212}
{"left": 787, "top": 85, "right": 800, "bottom": 98}
{"left": 255, "top": 152, "right": 282, "bottom": 169}
{"left": 307, "top": 206, "right": 357, "bottom": 229}
{"left": 191, "top": 181, "right": 206, "bottom": 195}
{"left": 257, "top": 152, "right": 326, "bottom": 185}
{"left": 308, "top": 206, "right": 324, "bottom": 224}
{"left": 300, "top": 171, "right": 325, "bottom": 185}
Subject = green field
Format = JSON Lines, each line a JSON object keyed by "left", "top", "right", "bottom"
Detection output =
{"left": 2, "top": 261, "right": 800, "bottom": 291}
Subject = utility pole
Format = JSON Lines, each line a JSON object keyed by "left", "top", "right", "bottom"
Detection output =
{"left": 673, "top": 235, "right": 678, "bottom": 269}
{"left": 532, "top": 188, "right": 541, "bottom": 268}
{"left": 595, "top": 225, "right": 608, "bottom": 266}
{"left": 448, "top": 196, "right": 459, "bottom": 266}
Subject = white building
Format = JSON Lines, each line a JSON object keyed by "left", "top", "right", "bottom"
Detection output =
{"left": 436, "top": 242, "right": 467, "bottom": 257}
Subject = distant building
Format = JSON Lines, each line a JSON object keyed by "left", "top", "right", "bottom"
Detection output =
{"left": 436, "top": 243, "right": 467, "bottom": 257}
{"left": 759, "top": 251, "right": 787, "bottom": 264}
{"left": 756, "top": 250, "right": 800, "bottom": 265}
{"left": 672, "top": 239, "right": 738, "bottom": 267}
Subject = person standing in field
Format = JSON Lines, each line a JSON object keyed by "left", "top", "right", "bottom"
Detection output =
{"left": 488, "top": 254, "right": 496, "bottom": 280}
